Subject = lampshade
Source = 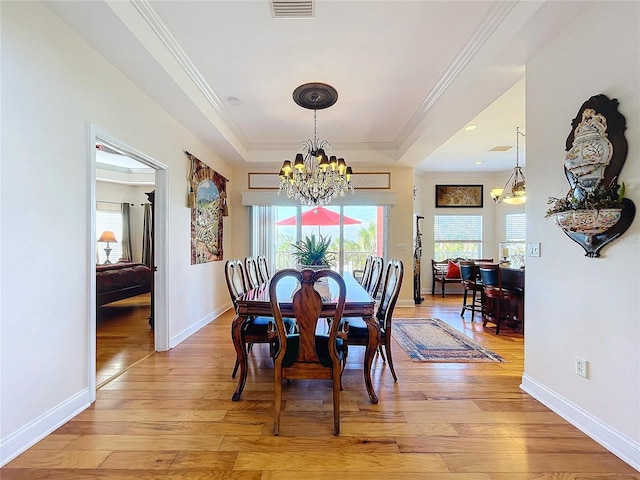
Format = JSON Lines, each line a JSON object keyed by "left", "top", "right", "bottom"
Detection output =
{"left": 502, "top": 192, "right": 527, "bottom": 204}
{"left": 98, "top": 231, "right": 117, "bottom": 243}
{"left": 489, "top": 188, "right": 504, "bottom": 200}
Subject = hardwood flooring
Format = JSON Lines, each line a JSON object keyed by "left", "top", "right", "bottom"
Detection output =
{"left": 96, "top": 294, "right": 154, "bottom": 388}
{"left": 3, "top": 295, "right": 638, "bottom": 479}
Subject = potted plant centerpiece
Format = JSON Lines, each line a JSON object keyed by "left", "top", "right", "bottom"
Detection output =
{"left": 290, "top": 234, "right": 336, "bottom": 270}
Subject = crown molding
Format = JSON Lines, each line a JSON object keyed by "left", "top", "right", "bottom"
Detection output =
{"left": 127, "top": 0, "right": 249, "bottom": 147}
{"left": 394, "top": 1, "right": 517, "bottom": 149}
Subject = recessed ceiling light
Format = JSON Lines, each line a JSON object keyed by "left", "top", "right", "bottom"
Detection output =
{"left": 474, "top": 161, "right": 483, "bottom": 165}
{"left": 464, "top": 125, "right": 477, "bottom": 131}
{"left": 227, "top": 96, "right": 241, "bottom": 107}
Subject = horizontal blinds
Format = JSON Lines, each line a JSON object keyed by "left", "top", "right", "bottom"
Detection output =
{"left": 434, "top": 215, "right": 482, "bottom": 242}
{"left": 506, "top": 213, "right": 526, "bottom": 241}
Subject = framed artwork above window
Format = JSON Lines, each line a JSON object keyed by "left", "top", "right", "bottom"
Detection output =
{"left": 435, "top": 184, "right": 484, "bottom": 208}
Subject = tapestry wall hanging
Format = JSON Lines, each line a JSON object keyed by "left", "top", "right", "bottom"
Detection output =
{"left": 186, "top": 151, "right": 228, "bottom": 264}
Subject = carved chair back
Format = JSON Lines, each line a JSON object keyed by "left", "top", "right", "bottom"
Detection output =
{"left": 225, "top": 259, "right": 248, "bottom": 312}
{"left": 269, "top": 268, "right": 347, "bottom": 435}
{"left": 244, "top": 256, "right": 261, "bottom": 289}
{"left": 365, "top": 256, "right": 384, "bottom": 299}
{"left": 256, "top": 255, "right": 271, "bottom": 284}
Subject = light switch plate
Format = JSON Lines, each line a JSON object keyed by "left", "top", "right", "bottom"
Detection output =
{"left": 527, "top": 242, "right": 541, "bottom": 257}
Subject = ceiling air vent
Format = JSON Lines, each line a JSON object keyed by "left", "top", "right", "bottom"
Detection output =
{"left": 489, "top": 145, "right": 513, "bottom": 152}
{"left": 272, "top": 0, "right": 314, "bottom": 18}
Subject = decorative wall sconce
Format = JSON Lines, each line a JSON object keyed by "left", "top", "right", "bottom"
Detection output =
{"left": 545, "top": 94, "right": 635, "bottom": 257}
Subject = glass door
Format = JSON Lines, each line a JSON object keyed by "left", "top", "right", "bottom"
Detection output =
{"left": 264, "top": 205, "right": 386, "bottom": 274}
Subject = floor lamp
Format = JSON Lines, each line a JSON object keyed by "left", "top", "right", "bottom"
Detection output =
{"left": 98, "top": 230, "right": 118, "bottom": 264}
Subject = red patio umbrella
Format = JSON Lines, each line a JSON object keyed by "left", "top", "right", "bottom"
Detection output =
{"left": 276, "top": 206, "right": 361, "bottom": 235}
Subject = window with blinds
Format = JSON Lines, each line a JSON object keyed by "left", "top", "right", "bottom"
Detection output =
{"left": 96, "top": 210, "right": 123, "bottom": 264}
{"left": 433, "top": 215, "right": 482, "bottom": 260}
{"left": 506, "top": 213, "right": 526, "bottom": 241}
{"left": 502, "top": 213, "right": 526, "bottom": 266}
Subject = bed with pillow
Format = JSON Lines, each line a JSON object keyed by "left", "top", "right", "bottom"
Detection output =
{"left": 96, "top": 262, "right": 152, "bottom": 307}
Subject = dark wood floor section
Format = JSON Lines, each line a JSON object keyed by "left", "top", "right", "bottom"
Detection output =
{"left": 3, "top": 295, "right": 638, "bottom": 479}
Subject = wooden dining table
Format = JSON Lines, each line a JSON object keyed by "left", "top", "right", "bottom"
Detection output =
{"left": 231, "top": 271, "right": 379, "bottom": 403}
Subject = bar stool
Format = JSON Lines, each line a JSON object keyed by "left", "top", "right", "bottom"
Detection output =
{"left": 478, "top": 263, "right": 523, "bottom": 334}
{"left": 459, "top": 261, "right": 483, "bottom": 321}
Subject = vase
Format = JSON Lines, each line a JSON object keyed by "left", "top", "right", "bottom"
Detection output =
{"left": 298, "top": 264, "right": 330, "bottom": 271}
{"left": 553, "top": 208, "right": 622, "bottom": 245}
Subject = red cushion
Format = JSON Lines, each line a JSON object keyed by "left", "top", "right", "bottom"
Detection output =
{"left": 445, "top": 260, "right": 461, "bottom": 279}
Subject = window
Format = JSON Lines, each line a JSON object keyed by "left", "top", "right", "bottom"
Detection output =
{"left": 506, "top": 213, "right": 526, "bottom": 241}
{"left": 433, "top": 215, "right": 482, "bottom": 260}
{"left": 251, "top": 205, "right": 386, "bottom": 274}
{"left": 501, "top": 213, "right": 526, "bottom": 266}
{"left": 96, "top": 209, "right": 123, "bottom": 264}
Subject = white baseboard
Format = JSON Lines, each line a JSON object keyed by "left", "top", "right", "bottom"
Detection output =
{"left": 1, "top": 388, "right": 91, "bottom": 467}
{"left": 521, "top": 373, "right": 640, "bottom": 471}
{"left": 169, "top": 303, "right": 231, "bottom": 348}
{"left": 2, "top": 305, "right": 237, "bottom": 468}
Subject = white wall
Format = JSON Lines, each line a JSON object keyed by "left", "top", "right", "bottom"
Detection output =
{"left": 415, "top": 171, "right": 525, "bottom": 294}
{"left": 522, "top": 1, "right": 639, "bottom": 469}
{"left": 1, "top": 2, "right": 233, "bottom": 463}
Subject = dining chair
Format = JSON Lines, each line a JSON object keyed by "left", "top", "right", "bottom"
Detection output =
{"left": 244, "top": 256, "right": 262, "bottom": 290}
{"left": 364, "top": 256, "right": 384, "bottom": 300}
{"left": 225, "top": 259, "right": 294, "bottom": 378}
{"left": 256, "top": 255, "right": 271, "bottom": 284}
{"left": 355, "top": 255, "right": 374, "bottom": 287}
{"left": 342, "top": 259, "right": 404, "bottom": 381}
{"left": 268, "top": 268, "right": 347, "bottom": 436}
{"left": 478, "top": 263, "right": 523, "bottom": 334}
{"left": 459, "top": 261, "right": 483, "bottom": 321}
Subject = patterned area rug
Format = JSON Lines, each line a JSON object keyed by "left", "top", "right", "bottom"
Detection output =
{"left": 392, "top": 318, "right": 505, "bottom": 362}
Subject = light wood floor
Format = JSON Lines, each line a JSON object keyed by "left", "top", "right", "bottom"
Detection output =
{"left": 95, "top": 294, "right": 154, "bottom": 388}
{"left": 3, "top": 295, "right": 638, "bottom": 479}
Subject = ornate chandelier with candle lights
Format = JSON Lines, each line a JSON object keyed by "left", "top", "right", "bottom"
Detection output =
{"left": 278, "top": 83, "right": 354, "bottom": 206}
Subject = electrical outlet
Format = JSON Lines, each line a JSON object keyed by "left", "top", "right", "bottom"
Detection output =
{"left": 576, "top": 357, "right": 588, "bottom": 378}
{"left": 395, "top": 243, "right": 407, "bottom": 250}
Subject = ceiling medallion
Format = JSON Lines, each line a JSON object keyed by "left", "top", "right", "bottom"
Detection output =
{"left": 278, "top": 82, "right": 354, "bottom": 206}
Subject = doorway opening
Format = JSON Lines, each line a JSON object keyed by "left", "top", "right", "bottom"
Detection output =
{"left": 89, "top": 128, "right": 169, "bottom": 401}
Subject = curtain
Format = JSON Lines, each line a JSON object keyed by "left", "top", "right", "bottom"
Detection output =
{"left": 251, "top": 206, "right": 275, "bottom": 271}
{"left": 142, "top": 203, "right": 153, "bottom": 268}
{"left": 120, "top": 203, "right": 133, "bottom": 262}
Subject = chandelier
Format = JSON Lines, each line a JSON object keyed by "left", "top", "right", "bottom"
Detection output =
{"left": 278, "top": 83, "right": 354, "bottom": 205}
{"left": 490, "top": 127, "right": 527, "bottom": 204}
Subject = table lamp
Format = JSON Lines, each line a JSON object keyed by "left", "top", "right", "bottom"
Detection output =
{"left": 98, "top": 230, "right": 118, "bottom": 264}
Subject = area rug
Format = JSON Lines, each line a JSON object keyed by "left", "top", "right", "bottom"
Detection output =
{"left": 392, "top": 318, "right": 505, "bottom": 362}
